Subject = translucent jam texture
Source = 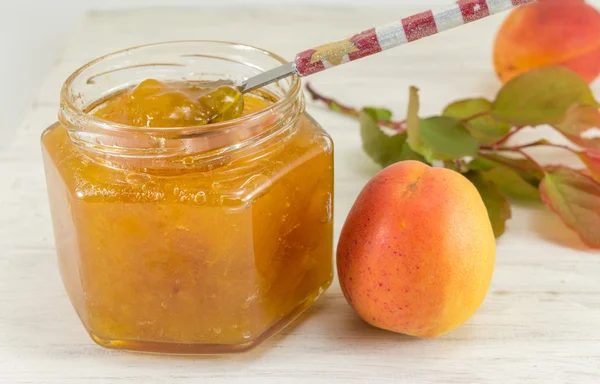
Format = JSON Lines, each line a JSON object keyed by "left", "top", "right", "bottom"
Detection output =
{"left": 42, "top": 79, "right": 334, "bottom": 353}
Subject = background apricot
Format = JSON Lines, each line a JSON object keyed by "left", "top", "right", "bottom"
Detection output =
{"left": 494, "top": 0, "right": 600, "bottom": 84}
{"left": 337, "top": 161, "right": 496, "bottom": 338}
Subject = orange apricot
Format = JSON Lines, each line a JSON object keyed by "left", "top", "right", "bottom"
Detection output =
{"left": 494, "top": 0, "right": 600, "bottom": 84}
{"left": 337, "top": 161, "right": 496, "bottom": 338}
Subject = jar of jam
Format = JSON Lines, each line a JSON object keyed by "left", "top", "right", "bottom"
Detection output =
{"left": 41, "top": 41, "right": 334, "bottom": 354}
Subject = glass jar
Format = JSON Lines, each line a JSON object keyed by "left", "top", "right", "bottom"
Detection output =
{"left": 41, "top": 41, "right": 334, "bottom": 354}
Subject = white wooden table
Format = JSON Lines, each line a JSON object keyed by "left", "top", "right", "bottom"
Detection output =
{"left": 1, "top": 6, "right": 600, "bottom": 383}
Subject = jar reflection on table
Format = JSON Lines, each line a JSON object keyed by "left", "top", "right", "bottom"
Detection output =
{"left": 41, "top": 42, "right": 334, "bottom": 354}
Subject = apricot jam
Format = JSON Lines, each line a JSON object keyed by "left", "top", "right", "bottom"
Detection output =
{"left": 41, "top": 42, "right": 334, "bottom": 354}
{"left": 92, "top": 79, "right": 245, "bottom": 126}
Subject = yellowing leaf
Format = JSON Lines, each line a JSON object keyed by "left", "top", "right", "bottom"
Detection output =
{"left": 419, "top": 117, "right": 479, "bottom": 161}
{"left": 359, "top": 108, "right": 406, "bottom": 168}
{"left": 406, "top": 86, "right": 423, "bottom": 155}
{"left": 579, "top": 149, "right": 600, "bottom": 183}
{"left": 466, "top": 171, "right": 512, "bottom": 237}
{"left": 492, "top": 66, "right": 598, "bottom": 127}
{"left": 555, "top": 104, "right": 600, "bottom": 150}
{"left": 443, "top": 98, "right": 511, "bottom": 144}
{"left": 540, "top": 167, "right": 600, "bottom": 248}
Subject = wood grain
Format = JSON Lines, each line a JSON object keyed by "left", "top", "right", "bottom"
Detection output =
{"left": 1, "top": 5, "right": 599, "bottom": 384}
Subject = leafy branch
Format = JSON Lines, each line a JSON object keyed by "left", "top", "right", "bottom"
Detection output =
{"left": 307, "top": 66, "right": 600, "bottom": 248}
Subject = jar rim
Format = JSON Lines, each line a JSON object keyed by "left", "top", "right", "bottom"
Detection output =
{"left": 60, "top": 40, "right": 302, "bottom": 138}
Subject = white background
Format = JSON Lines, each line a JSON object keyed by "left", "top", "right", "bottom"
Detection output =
{"left": 1, "top": 0, "right": 451, "bottom": 139}
{"left": 3, "top": 3, "right": 600, "bottom": 382}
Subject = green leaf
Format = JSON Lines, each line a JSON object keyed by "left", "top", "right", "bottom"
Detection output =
{"left": 469, "top": 155, "right": 542, "bottom": 199}
{"left": 468, "top": 156, "right": 497, "bottom": 172}
{"left": 365, "top": 107, "right": 393, "bottom": 121}
{"left": 419, "top": 116, "right": 479, "bottom": 161}
{"left": 554, "top": 104, "right": 600, "bottom": 150}
{"left": 466, "top": 171, "right": 512, "bottom": 237}
{"left": 359, "top": 108, "right": 407, "bottom": 168}
{"left": 540, "top": 167, "right": 600, "bottom": 248}
{"left": 443, "top": 98, "right": 511, "bottom": 144}
{"left": 399, "top": 141, "right": 427, "bottom": 163}
{"left": 406, "top": 86, "right": 424, "bottom": 155}
{"left": 470, "top": 154, "right": 544, "bottom": 184}
{"left": 484, "top": 167, "right": 540, "bottom": 200}
{"left": 492, "top": 66, "right": 598, "bottom": 127}
{"left": 405, "top": 87, "right": 477, "bottom": 161}
{"left": 579, "top": 149, "right": 600, "bottom": 183}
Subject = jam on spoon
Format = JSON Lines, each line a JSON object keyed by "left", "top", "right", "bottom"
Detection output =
{"left": 93, "top": 79, "right": 245, "bottom": 127}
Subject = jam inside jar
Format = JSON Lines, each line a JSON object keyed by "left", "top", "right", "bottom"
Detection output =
{"left": 41, "top": 41, "right": 334, "bottom": 354}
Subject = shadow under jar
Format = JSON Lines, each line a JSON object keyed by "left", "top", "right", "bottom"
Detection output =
{"left": 41, "top": 41, "right": 334, "bottom": 354}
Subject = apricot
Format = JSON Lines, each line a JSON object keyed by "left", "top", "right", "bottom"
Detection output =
{"left": 494, "top": 0, "right": 600, "bottom": 84}
{"left": 337, "top": 161, "right": 496, "bottom": 338}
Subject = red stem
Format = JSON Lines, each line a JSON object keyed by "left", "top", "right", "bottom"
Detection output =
{"left": 536, "top": 143, "right": 580, "bottom": 154}
{"left": 481, "top": 126, "right": 525, "bottom": 150}
{"left": 303, "top": 84, "right": 575, "bottom": 176}
{"left": 477, "top": 151, "right": 533, "bottom": 174}
{"left": 517, "top": 149, "right": 545, "bottom": 173}
{"left": 305, "top": 82, "right": 359, "bottom": 119}
{"left": 461, "top": 111, "right": 490, "bottom": 123}
{"left": 482, "top": 141, "right": 580, "bottom": 154}
{"left": 305, "top": 83, "right": 406, "bottom": 133}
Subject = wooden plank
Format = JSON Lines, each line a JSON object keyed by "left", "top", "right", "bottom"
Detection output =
{"left": 2, "top": 5, "right": 600, "bottom": 384}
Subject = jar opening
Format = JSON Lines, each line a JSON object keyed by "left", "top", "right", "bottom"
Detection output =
{"left": 58, "top": 41, "right": 304, "bottom": 168}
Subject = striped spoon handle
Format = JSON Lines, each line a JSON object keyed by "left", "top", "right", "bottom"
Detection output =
{"left": 294, "top": 0, "right": 536, "bottom": 77}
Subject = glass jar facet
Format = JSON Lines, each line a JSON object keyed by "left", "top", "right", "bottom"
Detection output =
{"left": 41, "top": 42, "right": 334, "bottom": 354}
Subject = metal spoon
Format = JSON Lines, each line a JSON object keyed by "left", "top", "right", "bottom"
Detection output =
{"left": 237, "top": 0, "right": 536, "bottom": 94}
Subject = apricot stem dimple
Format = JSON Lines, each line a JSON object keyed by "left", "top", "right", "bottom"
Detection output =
{"left": 337, "top": 161, "right": 495, "bottom": 338}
